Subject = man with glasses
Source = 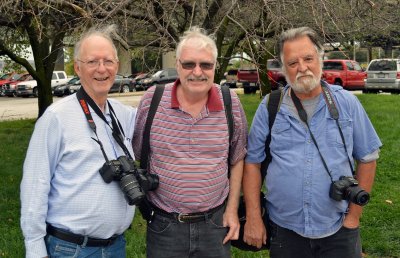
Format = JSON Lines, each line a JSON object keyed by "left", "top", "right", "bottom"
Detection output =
{"left": 132, "top": 26, "right": 248, "bottom": 258}
{"left": 20, "top": 25, "right": 136, "bottom": 258}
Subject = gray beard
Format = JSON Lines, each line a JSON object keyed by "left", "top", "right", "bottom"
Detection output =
{"left": 287, "top": 72, "right": 322, "bottom": 94}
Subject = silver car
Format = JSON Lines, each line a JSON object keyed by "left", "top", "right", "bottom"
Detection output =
{"left": 364, "top": 59, "right": 400, "bottom": 93}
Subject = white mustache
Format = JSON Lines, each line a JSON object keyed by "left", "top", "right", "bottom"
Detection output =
{"left": 296, "top": 71, "right": 314, "bottom": 80}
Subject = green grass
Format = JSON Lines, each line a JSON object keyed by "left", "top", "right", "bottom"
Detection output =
{"left": 0, "top": 93, "right": 399, "bottom": 257}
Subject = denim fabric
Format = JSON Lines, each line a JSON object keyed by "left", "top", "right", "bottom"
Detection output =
{"left": 269, "top": 221, "right": 362, "bottom": 258}
{"left": 45, "top": 234, "right": 126, "bottom": 258}
{"left": 246, "top": 83, "right": 382, "bottom": 238}
{"left": 146, "top": 205, "right": 230, "bottom": 258}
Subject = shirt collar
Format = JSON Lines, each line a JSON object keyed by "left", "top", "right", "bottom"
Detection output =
{"left": 171, "top": 79, "right": 223, "bottom": 111}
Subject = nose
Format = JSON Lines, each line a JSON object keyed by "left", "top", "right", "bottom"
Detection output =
{"left": 298, "top": 60, "right": 308, "bottom": 73}
{"left": 96, "top": 61, "right": 107, "bottom": 72}
{"left": 192, "top": 64, "right": 203, "bottom": 76}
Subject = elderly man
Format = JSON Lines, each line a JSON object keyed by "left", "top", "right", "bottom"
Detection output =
{"left": 243, "top": 27, "right": 382, "bottom": 258}
{"left": 20, "top": 26, "right": 136, "bottom": 258}
{"left": 132, "top": 26, "right": 248, "bottom": 258}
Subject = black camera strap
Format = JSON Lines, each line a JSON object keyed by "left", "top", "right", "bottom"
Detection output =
{"left": 76, "top": 87, "right": 133, "bottom": 162}
{"left": 321, "top": 86, "right": 354, "bottom": 174}
{"left": 290, "top": 84, "right": 354, "bottom": 182}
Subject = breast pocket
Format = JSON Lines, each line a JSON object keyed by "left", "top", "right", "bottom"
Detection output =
{"left": 327, "top": 118, "right": 353, "bottom": 148}
{"left": 270, "top": 121, "right": 292, "bottom": 152}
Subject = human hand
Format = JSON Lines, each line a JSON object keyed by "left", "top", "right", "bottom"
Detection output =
{"left": 343, "top": 213, "right": 360, "bottom": 229}
{"left": 222, "top": 210, "right": 240, "bottom": 244}
{"left": 243, "top": 215, "right": 267, "bottom": 248}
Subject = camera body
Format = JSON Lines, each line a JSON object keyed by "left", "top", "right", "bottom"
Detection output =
{"left": 99, "top": 156, "right": 159, "bottom": 205}
{"left": 329, "top": 176, "right": 369, "bottom": 206}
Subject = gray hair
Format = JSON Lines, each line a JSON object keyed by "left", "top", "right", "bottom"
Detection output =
{"left": 74, "top": 25, "right": 119, "bottom": 61}
{"left": 278, "top": 27, "right": 324, "bottom": 64}
{"left": 176, "top": 26, "right": 218, "bottom": 61}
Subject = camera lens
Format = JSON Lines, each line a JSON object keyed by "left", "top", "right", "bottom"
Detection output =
{"left": 119, "top": 174, "right": 145, "bottom": 205}
{"left": 345, "top": 186, "right": 370, "bottom": 206}
{"left": 354, "top": 191, "right": 370, "bottom": 206}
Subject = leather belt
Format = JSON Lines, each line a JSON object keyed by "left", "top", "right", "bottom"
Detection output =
{"left": 47, "top": 225, "right": 119, "bottom": 247}
{"left": 151, "top": 203, "right": 225, "bottom": 223}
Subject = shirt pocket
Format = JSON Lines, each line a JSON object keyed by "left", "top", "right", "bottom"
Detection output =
{"left": 327, "top": 118, "right": 353, "bottom": 148}
{"left": 270, "top": 121, "right": 292, "bottom": 152}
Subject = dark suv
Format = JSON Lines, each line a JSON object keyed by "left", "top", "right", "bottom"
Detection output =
{"left": 141, "top": 68, "right": 178, "bottom": 90}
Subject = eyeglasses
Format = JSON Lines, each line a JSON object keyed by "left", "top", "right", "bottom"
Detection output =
{"left": 77, "top": 59, "right": 118, "bottom": 68}
{"left": 179, "top": 60, "right": 215, "bottom": 70}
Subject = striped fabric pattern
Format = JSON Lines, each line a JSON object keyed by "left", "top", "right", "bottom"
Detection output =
{"left": 133, "top": 82, "right": 247, "bottom": 214}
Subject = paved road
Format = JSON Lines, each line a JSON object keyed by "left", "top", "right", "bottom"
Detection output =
{"left": 0, "top": 92, "right": 144, "bottom": 121}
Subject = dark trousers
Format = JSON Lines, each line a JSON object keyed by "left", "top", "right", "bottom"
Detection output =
{"left": 269, "top": 222, "right": 362, "bottom": 258}
{"left": 146, "top": 205, "right": 230, "bottom": 258}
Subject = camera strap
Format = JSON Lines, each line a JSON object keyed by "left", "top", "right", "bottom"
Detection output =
{"left": 76, "top": 87, "right": 133, "bottom": 161}
{"left": 290, "top": 84, "right": 354, "bottom": 182}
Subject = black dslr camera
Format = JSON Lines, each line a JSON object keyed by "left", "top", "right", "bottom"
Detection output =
{"left": 329, "top": 176, "right": 369, "bottom": 206}
{"left": 99, "top": 156, "right": 159, "bottom": 205}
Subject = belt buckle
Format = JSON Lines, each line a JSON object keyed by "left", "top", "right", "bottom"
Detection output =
{"left": 177, "top": 213, "right": 188, "bottom": 223}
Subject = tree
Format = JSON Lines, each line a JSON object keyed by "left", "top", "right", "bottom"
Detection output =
{"left": 1, "top": 0, "right": 397, "bottom": 117}
{"left": 0, "top": 0, "right": 133, "bottom": 117}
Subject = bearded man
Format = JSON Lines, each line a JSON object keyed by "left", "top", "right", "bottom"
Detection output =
{"left": 242, "top": 27, "right": 382, "bottom": 258}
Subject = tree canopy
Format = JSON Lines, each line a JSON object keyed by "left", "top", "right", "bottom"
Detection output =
{"left": 1, "top": 0, "right": 399, "bottom": 116}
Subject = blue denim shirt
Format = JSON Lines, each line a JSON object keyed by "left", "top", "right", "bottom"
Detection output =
{"left": 246, "top": 84, "right": 382, "bottom": 238}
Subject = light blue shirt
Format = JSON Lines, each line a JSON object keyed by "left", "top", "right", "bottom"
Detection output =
{"left": 246, "top": 84, "right": 382, "bottom": 238}
{"left": 20, "top": 94, "right": 137, "bottom": 258}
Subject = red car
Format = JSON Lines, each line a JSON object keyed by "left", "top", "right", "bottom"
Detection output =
{"left": 267, "top": 59, "right": 286, "bottom": 90}
{"left": 3, "top": 73, "right": 33, "bottom": 97}
{"left": 0, "top": 72, "right": 21, "bottom": 96}
{"left": 322, "top": 59, "right": 366, "bottom": 90}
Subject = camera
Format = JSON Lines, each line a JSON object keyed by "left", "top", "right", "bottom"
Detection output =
{"left": 329, "top": 176, "right": 369, "bottom": 206}
{"left": 99, "top": 156, "right": 159, "bottom": 205}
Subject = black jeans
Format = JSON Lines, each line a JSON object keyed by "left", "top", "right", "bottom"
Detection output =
{"left": 269, "top": 221, "right": 362, "bottom": 258}
{"left": 146, "top": 205, "right": 230, "bottom": 258}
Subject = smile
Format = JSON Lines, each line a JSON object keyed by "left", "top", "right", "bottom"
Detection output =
{"left": 95, "top": 77, "right": 109, "bottom": 81}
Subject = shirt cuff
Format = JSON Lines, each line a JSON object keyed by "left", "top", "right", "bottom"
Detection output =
{"left": 25, "top": 238, "right": 48, "bottom": 258}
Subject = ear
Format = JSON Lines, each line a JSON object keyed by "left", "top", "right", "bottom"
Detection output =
{"left": 74, "top": 62, "right": 81, "bottom": 77}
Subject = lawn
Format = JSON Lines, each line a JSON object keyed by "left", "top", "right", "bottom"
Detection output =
{"left": 0, "top": 93, "right": 399, "bottom": 258}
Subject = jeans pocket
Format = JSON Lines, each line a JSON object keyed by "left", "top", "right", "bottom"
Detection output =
{"left": 45, "top": 235, "right": 79, "bottom": 258}
{"left": 208, "top": 208, "right": 227, "bottom": 229}
{"left": 148, "top": 216, "right": 173, "bottom": 234}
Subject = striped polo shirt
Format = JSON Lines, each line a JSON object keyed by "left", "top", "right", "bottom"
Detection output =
{"left": 133, "top": 81, "right": 247, "bottom": 213}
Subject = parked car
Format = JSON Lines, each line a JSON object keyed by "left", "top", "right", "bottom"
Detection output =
{"left": 0, "top": 73, "right": 23, "bottom": 96}
{"left": 140, "top": 68, "right": 178, "bottom": 90}
{"left": 237, "top": 69, "right": 259, "bottom": 94}
{"left": 131, "top": 73, "right": 151, "bottom": 91}
{"left": 0, "top": 72, "right": 20, "bottom": 86}
{"left": 52, "top": 77, "right": 80, "bottom": 97}
{"left": 267, "top": 59, "right": 286, "bottom": 90}
{"left": 221, "top": 69, "right": 238, "bottom": 88}
{"left": 17, "top": 71, "right": 69, "bottom": 97}
{"left": 3, "top": 73, "right": 33, "bottom": 97}
{"left": 322, "top": 59, "right": 366, "bottom": 90}
{"left": 109, "top": 74, "right": 135, "bottom": 93}
{"left": 364, "top": 59, "right": 400, "bottom": 93}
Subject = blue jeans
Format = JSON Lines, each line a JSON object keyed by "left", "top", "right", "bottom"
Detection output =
{"left": 45, "top": 234, "right": 126, "bottom": 258}
{"left": 269, "top": 221, "right": 362, "bottom": 258}
{"left": 146, "top": 205, "right": 230, "bottom": 258}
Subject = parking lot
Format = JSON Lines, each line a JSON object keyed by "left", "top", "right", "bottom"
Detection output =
{"left": 0, "top": 92, "right": 144, "bottom": 121}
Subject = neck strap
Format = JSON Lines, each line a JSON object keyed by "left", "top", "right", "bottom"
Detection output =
{"left": 76, "top": 87, "right": 132, "bottom": 160}
{"left": 290, "top": 84, "right": 354, "bottom": 181}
